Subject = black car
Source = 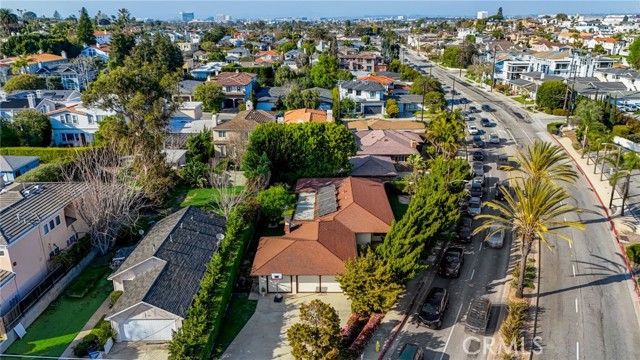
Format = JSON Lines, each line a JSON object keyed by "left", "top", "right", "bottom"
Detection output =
{"left": 467, "top": 116, "right": 476, "bottom": 122}
{"left": 469, "top": 181, "right": 483, "bottom": 198}
{"left": 495, "top": 180, "right": 510, "bottom": 200}
{"left": 472, "top": 136, "right": 485, "bottom": 148}
{"left": 460, "top": 98, "right": 469, "bottom": 104}
{"left": 472, "top": 151, "right": 484, "bottom": 161}
{"left": 480, "top": 118, "right": 491, "bottom": 127}
{"left": 468, "top": 106, "right": 478, "bottom": 113}
{"left": 481, "top": 104, "right": 493, "bottom": 112}
{"left": 418, "top": 287, "right": 449, "bottom": 329}
{"left": 438, "top": 247, "right": 464, "bottom": 277}
{"left": 457, "top": 216, "right": 474, "bottom": 242}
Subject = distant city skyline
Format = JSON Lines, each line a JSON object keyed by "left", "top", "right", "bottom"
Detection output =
{"left": 3, "top": 1, "right": 639, "bottom": 21}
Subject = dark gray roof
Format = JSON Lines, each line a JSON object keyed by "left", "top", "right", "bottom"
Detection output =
{"left": 338, "top": 80, "right": 386, "bottom": 92}
{"left": 11, "top": 90, "right": 80, "bottom": 102}
{"left": 376, "top": 71, "right": 401, "bottom": 79}
{"left": 256, "top": 86, "right": 288, "bottom": 102}
{"left": 0, "top": 182, "right": 87, "bottom": 244}
{"left": 0, "top": 155, "right": 39, "bottom": 172}
{"left": 308, "top": 87, "right": 335, "bottom": 103}
{"left": 109, "top": 206, "right": 226, "bottom": 318}
{"left": 178, "top": 80, "right": 204, "bottom": 95}
{"left": 0, "top": 98, "right": 31, "bottom": 110}
{"left": 393, "top": 94, "right": 424, "bottom": 104}
{"left": 350, "top": 155, "right": 398, "bottom": 177}
{"left": 520, "top": 71, "right": 544, "bottom": 80}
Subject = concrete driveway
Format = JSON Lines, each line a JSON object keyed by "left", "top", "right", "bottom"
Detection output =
{"left": 221, "top": 293, "right": 351, "bottom": 360}
{"left": 105, "top": 342, "right": 168, "bottom": 360}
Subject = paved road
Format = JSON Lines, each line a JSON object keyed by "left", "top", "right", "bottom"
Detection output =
{"left": 394, "top": 48, "right": 640, "bottom": 360}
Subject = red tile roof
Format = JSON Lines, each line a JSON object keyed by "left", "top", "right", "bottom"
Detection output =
{"left": 284, "top": 108, "right": 328, "bottom": 124}
{"left": 357, "top": 75, "right": 394, "bottom": 85}
{"left": 210, "top": 71, "right": 257, "bottom": 86}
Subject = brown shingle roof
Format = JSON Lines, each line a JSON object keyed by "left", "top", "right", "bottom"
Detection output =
{"left": 214, "top": 110, "right": 277, "bottom": 131}
{"left": 284, "top": 108, "right": 328, "bottom": 124}
{"left": 210, "top": 71, "right": 257, "bottom": 86}
{"left": 355, "top": 129, "right": 422, "bottom": 156}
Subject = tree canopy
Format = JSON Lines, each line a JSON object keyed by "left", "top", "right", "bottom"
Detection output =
{"left": 310, "top": 54, "right": 352, "bottom": 88}
{"left": 2, "top": 74, "right": 45, "bottom": 93}
{"left": 77, "top": 7, "right": 96, "bottom": 45}
{"left": 194, "top": 82, "right": 225, "bottom": 113}
{"left": 287, "top": 300, "right": 341, "bottom": 360}
{"left": 257, "top": 185, "right": 295, "bottom": 219}
{"left": 628, "top": 37, "right": 640, "bottom": 70}
{"left": 283, "top": 86, "right": 320, "bottom": 110}
{"left": 536, "top": 80, "right": 567, "bottom": 110}
{"left": 12, "top": 109, "right": 52, "bottom": 147}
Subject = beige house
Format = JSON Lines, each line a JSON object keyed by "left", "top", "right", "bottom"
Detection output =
{"left": 0, "top": 182, "right": 88, "bottom": 315}
{"left": 212, "top": 110, "right": 278, "bottom": 159}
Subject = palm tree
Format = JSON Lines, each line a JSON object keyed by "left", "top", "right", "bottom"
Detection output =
{"left": 0, "top": 8, "right": 20, "bottom": 36}
{"left": 117, "top": 8, "right": 131, "bottom": 28}
{"left": 10, "top": 55, "right": 31, "bottom": 75}
{"left": 508, "top": 140, "right": 578, "bottom": 185}
{"left": 424, "top": 112, "right": 462, "bottom": 157}
{"left": 474, "top": 178, "right": 585, "bottom": 298}
{"left": 602, "top": 151, "right": 640, "bottom": 213}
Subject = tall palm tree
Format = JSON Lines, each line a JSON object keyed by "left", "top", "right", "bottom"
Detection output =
{"left": 602, "top": 151, "right": 640, "bottom": 213}
{"left": 0, "top": 8, "right": 20, "bottom": 36}
{"left": 10, "top": 55, "right": 30, "bottom": 75}
{"left": 474, "top": 178, "right": 585, "bottom": 298}
{"left": 508, "top": 140, "right": 578, "bottom": 185}
{"left": 424, "top": 112, "right": 462, "bottom": 157}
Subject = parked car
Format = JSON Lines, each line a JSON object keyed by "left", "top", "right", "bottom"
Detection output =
{"left": 468, "top": 125, "right": 479, "bottom": 135}
{"left": 438, "top": 247, "right": 465, "bottom": 277}
{"left": 474, "top": 174, "right": 486, "bottom": 186}
{"left": 480, "top": 118, "right": 491, "bottom": 127}
{"left": 465, "top": 297, "right": 492, "bottom": 334}
{"left": 460, "top": 98, "right": 469, "bottom": 104}
{"left": 457, "top": 216, "right": 474, "bottom": 243}
{"left": 472, "top": 161, "right": 484, "bottom": 176}
{"left": 484, "top": 225, "right": 505, "bottom": 248}
{"left": 481, "top": 104, "right": 493, "bottom": 112}
{"left": 497, "top": 154, "right": 510, "bottom": 169}
{"left": 418, "top": 287, "right": 449, "bottom": 329}
{"left": 469, "top": 106, "right": 478, "bottom": 113}
{"left": 398, "top": 343, "right": 424, "bottom": 360}
{"left": 469, "top": 197, "right": 482, "bottom": 216}
{"left": 469, "top": 181, "right": 483, "bottom": 198}
{"left": 472, "top": 151, "right": 484, "bottom": 161}
{"left": 489, "top": 132, "right": 500, "bottom": 144}
{"left": 467, "top": 116, "right": 476, "bottom": 122}
{"left": 472, "top": 136, "right": 485, "bottom": 148}
{"left": 495, "top": 180, "right": 510, "bottom": 201}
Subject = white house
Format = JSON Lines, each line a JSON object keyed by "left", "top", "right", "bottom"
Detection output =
{"left": 93, "top": 31, "right": 112, "bottom": 45}
{"left": 47, "top": 104, "right": 117, "bottom": 146}
{"left": 80, "top": 45, "right": 110, "bottom": 62}
{"left": 585, "top": 37, "right": 625, "bottom": 55}
{"left": 338, "top": 80, "right": 386, "bottom": 115}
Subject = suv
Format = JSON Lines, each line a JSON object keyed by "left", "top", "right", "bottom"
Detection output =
{"left": 457, "top": 216, "right": 474, "bottom": 242}
{"left": 418, "top": 287, "right": 449, "bottom": 329}
{"left": 438, "top": 247, "right": 464, "bottom": 277}
{"left": 495, "top": 180, "right": 510, "bottom": 201}
{"left": 468, "top": 106, "right": 478, "bottom": 113}
{"left": 480, "top": 118, "right": 491, "bottom": 127}
{"left": 469, "top": 181, "right": 483, "bottom": 198}
{"left": 497, "top": 154, "right": 510, "bottom": 169}
{"left": 472, "top": 150, "right": 484, "bottom": 161}
{"left": 481, "top": 104, "right": 492, "bottom": 112}
{"left": 398, "top": 343, "right": 424, "bottom": 360}
{"left": 465, "top": 297, "right": 492, "bottom": 334}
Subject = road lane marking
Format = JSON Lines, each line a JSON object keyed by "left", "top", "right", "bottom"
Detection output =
{"left": 469, "top": 269, "right": 476, "bottom": 281}
{"left": 573, "top": 265, "right": 576, "bottom": 277}
{"left": 575, "top": 298, "right": 578, "bottom": 313}
{"left": 506, "top": 129, "right": 518, "bottom": 146}
{"left": 577, "top": 342, "right": 580, "bottom": 360}
{"left": 569, "top": 241, "right": 572, "bottom": 249}
{"left": 439, "top": 304, "right": 464, "bottom": 360}
{"left": 564, "top": 217, "right": 567, "bottom": 221}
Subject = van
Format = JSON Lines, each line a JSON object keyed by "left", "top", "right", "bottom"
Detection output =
{"left": 398, "top": 343, "right": 424, "bottom": 360}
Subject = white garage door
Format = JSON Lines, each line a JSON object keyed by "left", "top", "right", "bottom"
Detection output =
{"left": 267, "top": 275, "right": 291, "bottom": 293}
{"left": 320, "top": 276, "right": 342, "bottom": 292}
{"left": 297, "top": 275, "right": 320, "bottom": 292}
{"left": 121, "top": 319, "right": 176, "bottom": 341}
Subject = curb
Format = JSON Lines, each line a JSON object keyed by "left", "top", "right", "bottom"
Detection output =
{"left": 551, "top": 135, "right": 640, "bottom": 304}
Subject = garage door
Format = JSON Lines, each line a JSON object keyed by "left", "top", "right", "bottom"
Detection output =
{"left": 320, "top": 276, "right": 342, "bottom": 292}
{"left": 267, "top": 275, "right": 291, "bottom": 293}
{"left": 297, "top": 275, "right": 320, "bottom": 292}
{"left": 121, "top": 319, "right": 175, "bottom": 341}
{"left": 364, "top": 105, "right": 383, "bottom": 114}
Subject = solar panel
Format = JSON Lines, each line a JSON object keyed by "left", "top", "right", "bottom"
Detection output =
{"left": 317, "top": 185, "right": 337, "bottom": 216}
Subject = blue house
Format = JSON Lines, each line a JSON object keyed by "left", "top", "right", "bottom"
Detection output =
{"left": 0, "top": 156, "right": 40, "bottom": 183}
{"left": 210, "top": 71, "right": 257, "bottom": 109}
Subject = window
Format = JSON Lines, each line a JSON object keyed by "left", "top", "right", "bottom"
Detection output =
{"left": 55, "top": 216, "right": 60, "bottom": 226}
{"left": 72, "top": 115, "right": 78, "bottom": 124}
{"left": 96, "top": 115, "right": 105, "bottom": 122}
{"left": 0, "top": 250, "right": 5, "bottom": 256}
{"left": 348, "top": 89, "right": 353, "bottom": 94}
{"left": 64, "top": 114, "right": 71, "bottom": 123}
{"left": 356, "top": 90, "right": 362, "bottom": 96}
{"left": 218, "top": 131, "right": 227, "bottom": 138}
{"left": 66, "top": 234, "right": 78, "bottom": 247}
{"left": 219, "top": 145, "right": 227, "bottom": 157}
{"left": 49, "top": 220, "right": 55, "bottom": 230}
{"left": 44, "top": 224, "right": 49, "bottom": 234}
{"left": 369, "top": 91, "right": 376, "bottom": 97}
{"left": 87, "top": 115, "right": 94, "bottom": 124}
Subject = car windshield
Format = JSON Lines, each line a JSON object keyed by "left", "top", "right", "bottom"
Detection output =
{"left": 421, "top": 302, "right": 439, "bottom": 316}
{"left": 447, "top": 255, "right": 460, "bottom": 264}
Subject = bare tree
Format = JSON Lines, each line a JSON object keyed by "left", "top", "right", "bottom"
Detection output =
{"left": 227, "top": 132, "right": 249, "bottom": 169}
{"left": 209, "top": 171, "right": 257, "bottom": 219}
{"left": 63, "top": 145, "right": 146, "bottom": 255}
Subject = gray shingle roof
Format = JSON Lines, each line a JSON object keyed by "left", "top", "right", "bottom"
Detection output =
{"left": 178, "top": 80, "right": 204, "bottom": 95}
{"left": 0, "top": 156, "right": 39, "bottom": 172}
{"left": 339, "top": 80, "right": 386, "bottom": 92}
{"left": 0, "top": 269, "right": 14, "bottom": 287}
{"left": 109, "top": 206, "right": 227, "bottom": 318}
{"left": 350, "top": 155, "right": 398, "bottom": 177}
{"left": 0, "top": 182, "right": 87, "bottom": 245}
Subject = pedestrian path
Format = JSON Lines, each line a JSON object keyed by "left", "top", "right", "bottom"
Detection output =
{"left": 59, "top": 298, "right": 112, "bottom": 358}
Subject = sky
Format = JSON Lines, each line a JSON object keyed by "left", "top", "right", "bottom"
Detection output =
{"left": 3, "top": 1, "right": 639, "bottom": 21}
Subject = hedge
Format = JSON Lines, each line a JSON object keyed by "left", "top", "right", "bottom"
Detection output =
{"left": 0, "top": 147, "right": 88, "bottom": 163}
{"left": 626, "top": 243, "right": 640, "bottom": 265}
{"left": 167, "top": 202, "right": 258, "bottom": 360}
{"left": 14, "top": 159, "right": 74, "bottom": 183}
{"left": 546, "top": 122, "right": 564, "bottom": 134}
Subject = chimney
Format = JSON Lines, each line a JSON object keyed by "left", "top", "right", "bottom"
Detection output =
{"left": 35, "top": 90, "right": 42, "bottom": 99}
{"left": 410, "top": 140, "right": 417, "bottom": 149}
{"left": 326, "top": 109, "right": 333, "bottom": 122}
{"left": 540, "top": 73, "right": 545, "bottom": 79}
{"left": 284, "top": 215, "right": 292, "bottom": 234}
{"left": 61, "top": 50, "right": 67, "bottom": 59}
{"left": 27, "top": 93, "right": 36, "bottom": 108}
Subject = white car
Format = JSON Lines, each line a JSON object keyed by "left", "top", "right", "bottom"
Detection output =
{"left": 468, "top": 125, "right": 479, "bottom": 135}
{"left": 485, "top": 225, "right": 505, "bottom": 248}
{"left": 490, "top": 133, "right": 500, "bottom": 144}
{"left": 469, "top": 197, "right": 482, "bottom": 216}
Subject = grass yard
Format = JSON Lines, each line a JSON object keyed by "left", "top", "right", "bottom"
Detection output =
{"left": 180, "top": 186, "right": 244, "bottom": 209}
{"left": 6, "top": 261, "right": 112, "bottom": 357}
{"left": 211, "top": 295, "right": 258, "bottom": 358}
{"left": 388, "top": 194, "right": 409, "bottom": 221}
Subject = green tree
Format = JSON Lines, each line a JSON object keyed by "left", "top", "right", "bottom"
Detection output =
{"left": 93, "top": 115, "right": 128, "bottom": 147}
{"left": 627, "top": 37, "right": 640, "bottom": 70}
{"left": 361, "top": 35, "right": 371, "bottom": 45}
{"left": 336, "top": 249, "right": 404, "bottom": 315}
{"left": 2, "top": 74, "right": 45, "bottom": 93}
{"left": 331, "top": 87, "right": 341, "bottom": 121}
{"left": 194, "top": 82, "right": 225, "bottom": 112}
{"left": 0, "top": 8, "right": 20, "bottom": 36}
{"left": 45, "top": 76, "right": 64, "bottom": 90}
{"left": 108, "top": 31, "right": 135, "bottom": 69}
{"left": 310, "top": 54, "right": 352, "bottom": 88}
{"left": 441, "top": 46, "right": 461, "bottom": 68}
{"left": 287, "top": 300, "right": 341, "bottom": 360}
{"left": 465, "top": 34, "right": 476, "bottom": 43}
{"left": 275, "top": 65, "right": 297, "bottom": 86}
{"left": 424, "top": 91, "right": 447, "bottom": 113}
{"left": 279, "top": 41, "right": 297, "bottom": 54}
{"left": 592, "top": 43, "right": 606, "bottom": 55}
{"left": 284, "top": 86, "right": 320, "bottom": 110}
{"left": 386, "top": 99, "right": 400, "bottom": 118}
{"left": 116, "top": 8, "right": 131, "bottom": 28}
{"left": 186, "top": 129, "right": 213, "bottom": 163}
{"left": 151, "top": 33, "right": 184, "bottom": 73}
{"left": 494, "top": 7, "right": 504, "bottom": 21}
{"left": 77, "top": 7, "right": 96, "bottom": 45}
{"left": 203, "top": 27, "right": 226, "bottom": 43}
{"left": 13, "top": 109, "right": 52, "bottom": 146}
{"left": 0, "top": 118, "right": 20, "bottom": 146}
{"left": 535, "top": 80, "right": 567, "bottom": 110}
{"left": 490, "top": 29, "right": 505, "bottom": 40}
{"left": 424, "top": 111, "right": 463, "bottom": 156}
{"left": 180, "top": 161, "right": 210, "bottom": 188}
{"left": 340, "top": 98, "right": 357, "bottom": 114}
{"left": 573, "top": 98, "right": 604, "bottom": 126}
{"left": 509, "top": 140, "right": 578, "bottom": 185}
{"left": 410, "top": 76, "right": 442, "bottom": 95}
{"left": 257, "top": 185, "right": 295, "bottom": 219}
{"left": 556, "top": 13, "right": 569, "bottom": 21}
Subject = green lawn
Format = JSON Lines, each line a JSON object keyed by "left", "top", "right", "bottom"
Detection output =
{"left": 6, "top": 262, "right": 112, "bottom": 357}
{"left": 388, "top": 194, "right": 409, "bottom": 221}
{"left": 180, "top": 186, "right": 244, "bottom": 209}
{"left": 211, "top": 295, "right": 258, "bottom": 358}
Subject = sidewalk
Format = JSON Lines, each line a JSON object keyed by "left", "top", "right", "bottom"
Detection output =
{"left": 59, "top": 298, "right": 112, "bottom": 358}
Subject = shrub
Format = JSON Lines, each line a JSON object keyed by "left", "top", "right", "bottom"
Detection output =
{"left": 14, "top": 159, "right": 74, "bottom": 182}
{"left": 552, "top": 108, "right": 569, "bottom": 116}
{"left": 546, "top": 122, "right": 564, "bottom": 134}
{"left": 92, "top": 320, "right": 117, "bottom": 348}
{"left": 626, "top": 243, "right": 640, "bottom": 265}
{"left": 511, "top": 262, "right": 536, "bottom": 289}
{"left": 0, "top": 147, "right": 87, "bottom": 163}
{"left": 612, "top": 125, "right": 631, "bottom": 137}
{"left": 109, "top": 290, "right": 123, "bottom": 307}
{"left": 347, "top": 313, "right": 384, "bottom": 356}
{"left": 73, "top": 333, "right": 98, "bottom": 357}
{"left": 500, "top": 300, "right": 528, "bottom": 351}
{"left": 341, "top": 313, "right": 368, "bottom": 348}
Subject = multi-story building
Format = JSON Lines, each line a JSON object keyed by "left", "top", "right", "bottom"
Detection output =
{"left": 338, "top": 80, "right": 386, "bottom": 115}
{"left": 47, "top": 104, "right": 117, "bottom": 146}
{"left": 180, "top": 12, "right": 194, "bottom": 22}
{"left": 35, "top": 63, "right": 96, "bottom": 91}
{"left": 93, "top": 31, "right": 112, "bottom": 45}
{"left": 338, "top": 51, "right": 386, "bottom": 73}
{"left": 209, "top": 71, "right": 257, "bottom": 109}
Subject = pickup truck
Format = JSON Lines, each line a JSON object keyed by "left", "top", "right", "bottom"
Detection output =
{"left": 438, "top": 247, "right": 464, "bottom": 277}
{"left": 464, "top": 297, "right": 492, "bottom": 334}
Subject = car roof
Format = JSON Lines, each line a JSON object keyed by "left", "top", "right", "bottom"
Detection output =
{"left": 399, "top": 343, "right": 420, "bottom": 359}
{"left": 427, "top": 287, "right": 447, "bottom": 301}
{"left": 470, "top": 196, "right": 481, "bottom": 202}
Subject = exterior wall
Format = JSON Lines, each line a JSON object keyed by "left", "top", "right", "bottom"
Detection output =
{"left": 0, "top": 275, "right": 19, "bottom": 314}
{"left": 49, "top": 108, "right": 116, "bottom": 146}
{"left": 1, "top": 159, "right": 40, "bottom": 182}
{"left": 109, "top": 303, "right": 182, "bottom": 342}
{"left": 339, "top": 87, "right": 384, "bottom": 102}
{"left": 110, "top": 258, "right": 166, "bottom": 292}
{"left": 355, "top": 233, "right": 372, "bottom": 246}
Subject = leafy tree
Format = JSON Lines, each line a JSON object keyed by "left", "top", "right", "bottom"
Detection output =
{"left": 151, "top": 33, "right": 184, "bottom": 73}
{"left": 243, "top": 122, "right": 357, "bottom": 183}
{"left": 628, "top": 37, "right": 640, "bottom": 70}
{"left": 77, "top": 7, "right": 96, "bottom": 45}
{"left": 45, "top": 76, "right": 64, "bottom": 90}
{"left": 424, "top": 111, "right": 463, "bottom": 156}
{"left": 116, "top": 8, "right": 132, "bottom": 28}
{"left": 494, "top": 7, "right": 504, "bottom": 21}
{"left": 424, "top": 91, "right": 447, "bottom": 113}
{"left": 465, "top": 34, "right": 476, "bottom": 43}
{"left": 53, "top": 10, "right": 61, "bottom": 20}
{"left": 340, "top": 98, "right": 357, "bottom": 114}
{"left": 275, "top": 65, "right": 297, "bottom": 86}
{"left": 556, "top": 13, "right": 568, "bottom": 21}
{"left": 0, "top": 118, "right": 20, "bottom": 146}
{"left": 108, "top": 31, "right": 136, "bottom": 69}
{"left": 257, "top": 185, "right": 295, "bottom": 219}
{"left": 441, "top": 46, "right": 462, "bottom": 68}
{"left": 279, "top": 41, "right": 297, "bottom": 54}
{"left": 309, "top": 54, "right": 352, "bottom": 88}
{"left": 13, "top": 109, "right": 52, "bottom": 146}
{"left": 361, "top": 35, "right": 371, "bottom": 45}
{"left": 207, "top": 48, "right": 226, "bottom": 62}
{"left": 0, "top": 8, "right": 20, "bottom": 36}
{"left": 336, "top": 249, "right": 404, "bottom": 315}
{"left": 592, "top": 44, "right": 606, "bottom": 55}
{"left": 93, "top": 115, "right": 129, "bottom": 147}
{"left": 535, "top": 80, "right": 567, "bottom": 110}
{"left": 410, "top": 76, "right": 442, "bottom": 95}
{"left": 186, "top": 129, "right": 213, "bottom": 163}
{"left": 0, "top": 33, "right": 81, "bottom": 57}
{"left": 386, "top": 99, "right": 400, "bottom": 118}
{"left": 2, "top": 74, "right": 45, "bottom": 93}
{"left": 331, "top": 87, "right": 341, "bottom": 121}
{"left": 573, "top": 98, "right": 604, "bottom": 126}
{"left": 284, "top": 86, "right": 320, "bottom": 110}
{"left": 287, "top": 300, "right": 341, "bottom": 360}
{"left": 180, "top": 161, "right": 210, "bottom": 188}
{"left": 203, "top": 27, "right": 226, "bottom": 43}
{"left": 387, "top": 59, "right": 401, "bottom": 73}
{"left": 194, "top": 82, "right": 225, "bottom": 113}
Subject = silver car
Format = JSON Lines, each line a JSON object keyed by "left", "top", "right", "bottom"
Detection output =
{"left": 490, "top": 133, "right": 500, "bottom": 144}
{"left": 472, "top": 161, "right": 484, "bottom": 177}
{"left": 485, "top": 225, "right": 505, "bottom": 248}
{"left": 469, "top": 197, "right": 482, "bottom": 216}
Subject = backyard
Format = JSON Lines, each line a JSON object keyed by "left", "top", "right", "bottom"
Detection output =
{"left": 180, "top": 186, "right": 245, "bottom": 209}
{"left": 5, "top": 258, "right": 112, "bottom": 357}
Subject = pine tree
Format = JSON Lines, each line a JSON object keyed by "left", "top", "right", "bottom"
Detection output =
{"left": 77, "top": 7, "right": 96, "bottom": 45}
{"left": 287, "top": 300, "right": 341, "bottom": 360}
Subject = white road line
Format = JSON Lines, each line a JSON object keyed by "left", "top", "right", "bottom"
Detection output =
{"left": 577, "top": 342, "right": 580, "bottom": 360}
{"left": 573, "top": 265, "right": 576, "bottom": 277}
{"left": 439, "top": 304, "right": 464, "bottom": 360}
{"left": 575, "top": 298, "right": 579, "bottom": 313}
{"left": 506, "top": 129, "right": 518, "bottom": 147}
{"left": 569, "top": 241, "right": 572, "bottom": 249}
{"left": 469, "top": 269, "right": 476, "bottom": 281}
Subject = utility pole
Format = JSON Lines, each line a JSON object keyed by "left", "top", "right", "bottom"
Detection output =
{"left": 490, "top": 46, "right": 497, "bottom": 92}
{"left": 451, "top": 78, "right": 456, "bottom": 112}
{"left": 565, "top": 54, "right": 578, "bottom": 125}
{"left": 421, "top": 80, "right": 427, "bottom": 122}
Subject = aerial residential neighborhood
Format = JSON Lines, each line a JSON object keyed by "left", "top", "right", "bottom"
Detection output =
{"left": 0, "top": 2, "right": 640, "bottom": 360}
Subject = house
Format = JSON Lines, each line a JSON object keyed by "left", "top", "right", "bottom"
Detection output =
{"left": 176, "top": 79, "right": 205, "bottom": 101}
{"left": 354, "top": 130, "right": 422, "bottom": 162}
{"left": 80, "top": 44, "right": 110, "bottom": 62}
{"left": 0, "top": 89, "right": 82, "bottom": 120}
{"left": 0, "top": 53, "right": 68, "bottom": 83}
{"left": 212, "top": 110, "right": 278, "bottom": 158}
{"left": 349, "top": 155, "right": 398, "bottom": 179}
{"left": 209, "top": 71, "right": 257, "bottom": 108}
{"left": 162, "top": 149, "right": 188, "bottom": 169}
{"left": 226, "top": 47, "right": 251, "bottom": 59}
{"left": 338, "top": 80, "right": 386, "bottom": 114}
{"left": 0, "top": 182, "right": 89, "bottom": 315}
{"left": 392, "top": 94, "right": 426, "bottom": 114}
{"left": 338, "top": 52, "right": 386, "bottom": 72}
{"left": 308, "top": 87, "right": 334, "bottom": 110}
{"left": 192, "top": 50, "right": 208, "bottom": 62}
{"left": 0, "top": 156, "right": 39, "bottom": 183}
{"left": 586, "top": 37, "right": 625, "bottom": 55}
{"left": 35, "top": 63, "right": 96, "bottom": 91}
{"left": 595, "top": 68, "right": 640, "bottom": 92}
{"left": 177, "top": 42, "right": 199, "bottom": 56}
{"left": 356, "top": 75, "right": 395, "bottom": 93}
{"left": 47, "top": 104, "right": 117, "bottom": 146}
{"left": 255, "top": 86, "right": 288, "bottom": 110}
{"left": 93, "top": 30, "right": 112, "bottom": 45}
{"left": 190, "top": 62, "right": 225, "bottom": 80}
{"left": 284, "top": 109, "right": 332, "bottom": 124}
{"left": 170, "top": 102, "right": 203, "bottom": 122}
{"left": 284, "top": 49, "right": 303, "bottom": 61}
{"left": 251, "top": 177, "right": 394, "bottom": 294}
{"left": 530, "top": 39, "right": 568, "bottom": 52}
{"left": 254, "top": 50, "right": 280, "bottom": 64}
{"left": 106, "top": 206, "right": 226, "bottom": 342}
{"left": 344, "top": 119, "right": 426, "bottom": 133}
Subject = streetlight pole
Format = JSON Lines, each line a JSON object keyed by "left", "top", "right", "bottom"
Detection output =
{"left": 451, "top": 78, "right": 456, "bottom": 113}
{"left": 490, "top": 46, "right": 497, "bottom": 92}
{"left": 421, "top": 80, "right": 427, "bottom": 122}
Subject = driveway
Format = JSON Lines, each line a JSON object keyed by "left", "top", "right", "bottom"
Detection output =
{"left": 221, "top": 293, "right": 351, "bottom": 360}
{"left": 105, "top": 342, "right": 169, "bottom": 360}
